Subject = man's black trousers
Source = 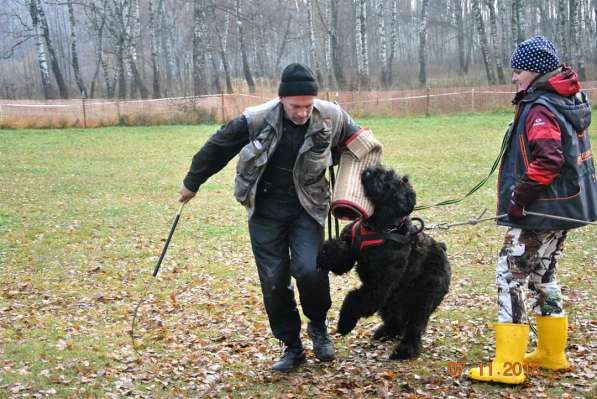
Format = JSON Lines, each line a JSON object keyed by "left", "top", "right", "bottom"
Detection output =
{"left": 248, "top": 190, "right": 331, "bottom": 344}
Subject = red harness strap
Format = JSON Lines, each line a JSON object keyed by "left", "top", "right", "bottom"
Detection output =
{"left": 351, "top": 220, "right": 386, "bottom": 252}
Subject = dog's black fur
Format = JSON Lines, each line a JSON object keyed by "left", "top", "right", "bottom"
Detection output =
{"left": 318, "top": 165, "right": 451, "bottom": 360}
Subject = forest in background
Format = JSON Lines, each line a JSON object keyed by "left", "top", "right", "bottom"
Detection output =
{"left": 1, "top": 0, "right": 596, "bottom": 101}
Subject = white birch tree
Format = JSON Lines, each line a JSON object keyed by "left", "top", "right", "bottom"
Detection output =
{"left": 66, "top": 0, "right": 87, "bottom": 98}
{"left": 376, "top": 0, "right": 388, "bottom": 87}
{"left": 28, "top": 0, "right": 53, "bottom": 99}
{"left": 487, "top": 0, "right": 505, "bottom": 83}
{"left": 418, "top": 0, "right": 429, "bottom": 86}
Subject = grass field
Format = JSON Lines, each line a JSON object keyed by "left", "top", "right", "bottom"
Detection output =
{"left": 1, "top": 113, "right": 595, "bottom": 398}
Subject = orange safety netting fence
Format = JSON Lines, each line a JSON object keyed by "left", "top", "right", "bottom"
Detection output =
{"left": 1, "top": 82, "right": 596, "bottom": 129}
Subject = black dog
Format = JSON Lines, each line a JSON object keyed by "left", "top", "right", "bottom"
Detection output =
{"left": 318, "top": 165, "right": 451, "bottom": 360}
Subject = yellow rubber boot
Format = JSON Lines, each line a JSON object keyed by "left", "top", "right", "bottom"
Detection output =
{"left": 524, "top": 315, "right": 569, "bottom": 370}
{"left": 468, "top": 323, "right": 529, "bottom": 384}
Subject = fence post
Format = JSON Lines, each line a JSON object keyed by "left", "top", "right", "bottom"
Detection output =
{"left": 471, "top": 88, "right": 475, "bottom": 112}
{"left": 220, "top": 93, "right": 225, "bottom": 123}
{"left": 81, "top": 94, "right": 87, "bottom": 128}
{"left": 116, "top": 99, "right": 121, "bottom": 125}
{"left": 425, "top": 87, "right": 431, "bottom": 116}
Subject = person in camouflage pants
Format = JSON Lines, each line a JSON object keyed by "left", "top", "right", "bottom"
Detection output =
{"left": 468, "top": 36, "right": 596, "bottom": 384}
{"left": 496, "top": 228, "right": 566, "bottom": 324}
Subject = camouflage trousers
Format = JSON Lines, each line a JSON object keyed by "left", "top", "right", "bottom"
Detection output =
{"left": 496, "top": 227, "right": 567, "bottom": 323}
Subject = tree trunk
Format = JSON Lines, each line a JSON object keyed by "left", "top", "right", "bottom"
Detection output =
{"left": 512, "top": 0, "right": 525, "bottom": 45}
{"left": 386, "top": 0, "right": 398, "bottom": 86}
{"left": 88, "top": 1, "right": 109, "bottom": 99}
{"left": 464, "top": 15, "right": 474, "bottom": 74}
{"left": 208, "top": 52, "right": 222, "bottom": 94}
{"left": 354, "top": 0, "right": 363, "bottom": 88}
{"left": 192, "top": 0, "right": 208, "bottom": 95}
{"left": 487, "top": 0, "right": 505, "bottom": 83}
{"left": 210, "top": 3, "right": 233, "bottom": 94}
{"left": 556, "top": 0, "right": 569, "bottom": 62}
{"left": 67, "top": 0, "right": 88, "bottom": 99}
{"left": 148, "top": 0, "right": 161, "bottom": 98}
{"left": 472, "top": 0, "right": 496, "bottom": 84}
{"left": 160, "top": 1, "right": 177, "bottom": 96}
{"left": 28, "top": 0, "right": 53, "bottom": 99}
{"left": 570, "top": 0, "right": 586, "bottom": 79}
{"left": 330, "top": 0, "right": 346, "bottom": 89}
{"left": 418, "top": 0, "right": 429, "bottom": 86}
{"left": 236, "top": 0, "right": 255, "bottom": 93}
{"left": 274, "top": 13, "right": 293, "bottom": 74}
{"left": 453, "top": 0, "right": 466, "bottom": 75}
{"left": 307, "top": 0, "right": 323, "bottom": 87}
{"left": 376, "top": 0, "right": 388, "bottom": 87}
{"left": 322, "top": 0, "right": 334, "bottom": 89}
{"left": 126, "top": 0, "right": 149, "bottom": 99}
{"left": 357, "top": 0, "right": 370, "bottom": 89}
{"left": 117, "top": 38, "right": 127, "bottom": 99}
{"left": 37, "top": 0, "right": 69, "bottom": 98}
{"left": 498, "top": 0, "right": 509, "bottom": 64}
{"left": 591, "top": 0, "right": 597, "bottom": 64}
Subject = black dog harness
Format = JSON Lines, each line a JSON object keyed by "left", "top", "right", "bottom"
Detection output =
{"left": 350, "top": 218, "right": 425, "bottom": 253}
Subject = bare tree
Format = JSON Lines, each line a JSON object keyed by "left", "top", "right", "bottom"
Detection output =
{"left": 148, "top": 0, "right": 161, "bottom": 98}
{"left": 86, "top": 0, "right": 111, "bottom": 98}
{"left": 487, "top": 0, "right": 505, "bottom": 83}
{"left": 386, "top": 0, "right": 398, "bottom": 85}
{"left": 555, "top": 0, "right": 568, "bottom": 62}
{"left": 322, "top": 0, "right": 334, "bottom": 89}
{"left": 235, "top": 0, "right": 255, "bottom": 93}
{"left": 126, "top": 0, "right": 148, "bottom": 98}
{"left": 159, "top": 0, "right": 178, "bottom": 95}
{"left": 498, "top": 0, "right": 509, "bottom": 65}
{"left": 28, "top": 0, "right": 53, "bottom": 99}
{"left": 570, "top": 0, "right": 586, "bottom": 79}
{"left": 66, "top": 0, "right": 87, "bottom": 98}
{"left": 418, "top": 0, "right": 429, "bottom": 86}
{"left": 209, "top": 3, "right": 233, "bottom": 93}
{"left": 306, "top": 0, "right": 323, "bottom": 86}
{"left": 472, "top": 0, "right": 496, "bottom": 84}
{"left": 192, "top": 0, "right": 207, "bottom": 95}
{"left": 355, "top": 0, "right": 370, "bottom": 89}
{"left": 329, "top": 0, "right": 346, "bottom": 89}
{"left": 452, "top": 0, "right": 466, "bottom": 75}
{"left": 208, "top": 5, "right": 232, "bottom": 93}
{"left": 37, "top": 0, "right": 68, "bottom": 98}
{"left": 511, "top": 0, "right": 525, "bottom": 45}
{"left": 376, "top": 0, "right": 388, "bottom": 87}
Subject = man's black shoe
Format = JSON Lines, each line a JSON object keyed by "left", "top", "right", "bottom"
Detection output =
{"left": 307, "top": 322, "right": 336, "bottom": 362}
{"left": 271, "top": 342, "right": 306, "bottom": 372}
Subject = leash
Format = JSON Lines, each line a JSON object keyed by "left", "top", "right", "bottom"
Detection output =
{"left": 425, "top": 208, "right": 596, "bottom": 231}
{"left": 131, "top": 201, "right": 186, "bottom": 355}
{"left": 414, "top": 126, "right": 510, "bottom": 211}
{"left": 523, "top": 210, "right": 597, "bottom": 226}
{"left": 425, "top": 209, "right": 507, "bottom": 231}
{"left": 327, "top": 166, "right": 340, "bottom": 240}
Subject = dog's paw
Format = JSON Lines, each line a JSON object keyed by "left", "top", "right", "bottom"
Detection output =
{"left": 389, "top": 343, "right": 421, "bottom": 360}
{"left": 372, "top": 324, "right": 398, "bottom": 341}
{"left": 337, "top": 314, "right": 358, "bottom": 336}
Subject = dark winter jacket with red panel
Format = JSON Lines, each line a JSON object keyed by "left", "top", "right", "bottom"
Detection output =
{"left": 497, "top": 66, "right": 597, "bottom": 230}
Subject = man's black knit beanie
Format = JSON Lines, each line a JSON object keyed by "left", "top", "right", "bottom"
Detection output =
{"left": 278, "top": 63, "right": 319, "bottom": 97}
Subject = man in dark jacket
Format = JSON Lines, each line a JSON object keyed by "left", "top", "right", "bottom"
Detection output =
{"left": 468, "top": 36, "right": 596, "bottom": 384}
{"left": 179, "top": 63, "right": 363, "bottom": 372}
